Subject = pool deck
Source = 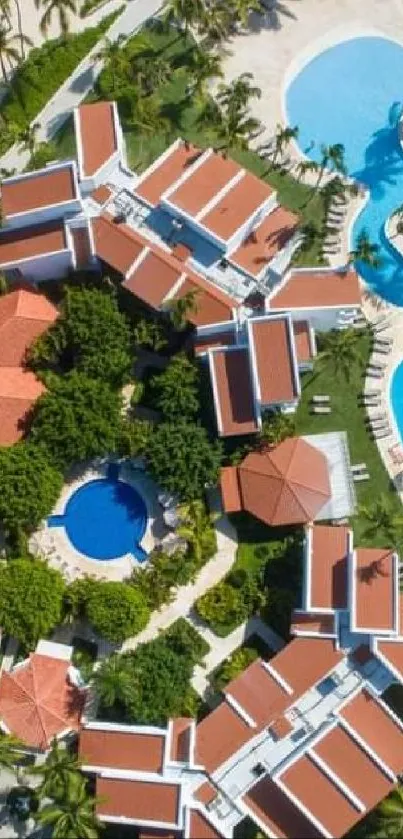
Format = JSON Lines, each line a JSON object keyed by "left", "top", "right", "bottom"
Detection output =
{"left": 220, "top": 7, "right": 403, "bottom": 143}
{"left": 29, "top": 460, "right": 168, "bottom": 582}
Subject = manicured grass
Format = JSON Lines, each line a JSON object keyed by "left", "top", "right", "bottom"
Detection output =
{"left": 294, "top": 329, "right": 401, "bottom": 547}
{"left": 53, "top": 23, "right": 327, "bottom": 267}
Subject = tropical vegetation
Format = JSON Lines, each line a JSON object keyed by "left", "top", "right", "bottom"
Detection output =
{"left": 65, "top": 577, "right": 150, "bottom": 643}
{"left": 146, "top": 419, "right": 223, "bottom": 501}
{"left": 149, "top": 353, "right": 200, "bottom": 420}
{"left": 34, "top": 773, "right": 101, "bottom": 839}
{"left": 0, "top": 559, "right": 66, "bottom": 651}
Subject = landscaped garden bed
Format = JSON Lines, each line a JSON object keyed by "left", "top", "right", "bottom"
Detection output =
{"left": 209, "top": 633, "right": 274, "bottom": 694}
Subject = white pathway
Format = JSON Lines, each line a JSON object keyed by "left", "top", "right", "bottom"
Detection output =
{"left": 121, "top": 495, "right": 238, "bottom": 651}
{"left": 0, "top": 0, "right": 164, "bottom": 173}
{"left": 189, "top": 614, "right": 285, "bottom": 699}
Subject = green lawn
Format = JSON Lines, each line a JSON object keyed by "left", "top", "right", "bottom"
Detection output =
{"left": 53, "top": 22, "right": 327, "bottom": 267}
{"left": 294, "top": 329, "right": 401, "bottom": 547}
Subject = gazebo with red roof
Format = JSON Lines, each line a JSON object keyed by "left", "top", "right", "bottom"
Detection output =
{"left": 0, "top": 641, "right": 85, "bottom": 751}
{"left": 220, "top": 437, "right": 331, "bottom": 526}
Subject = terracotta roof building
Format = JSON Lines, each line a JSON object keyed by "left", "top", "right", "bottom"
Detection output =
{"left": 80, "top": 522, "right": 403, "bottom": 839}
{"left": 75, "top": 102, "right": 121, "bottom": 183}
{"left": 220, "top": 437, "right": 331, "bottom": 526}
{"left": 0, "top": 640, "right": 85, "bottom": 750}
{"left": 1, "top": 162, "right": 81, "bottom": 224}
{"left": 269, "top": 267, "right": 361, "bottom": 311}
{"left": 0, "top": 286, "right": 58, "bottom": 445}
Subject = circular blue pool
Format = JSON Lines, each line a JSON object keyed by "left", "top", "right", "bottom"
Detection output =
{"left": 48, "top": 467, "right": 147, "bottom": 561}
{"left": 286, "top": 36, "right": 403, "bottom": 305}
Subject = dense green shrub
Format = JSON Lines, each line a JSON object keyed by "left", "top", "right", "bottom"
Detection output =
{"left": 93, "top": 619, "right": 208, "bottom": 725}
{"left": 0, "top": 11, "right": 120, "bottom": 148}
{"left": 195, "top": 573, "right": 264, "bottom": 636}
{"left": 150, "top": 354, "right": 200, "bottom": 420}
{"left": 29, "top": 372, "right": 123, "bottom": 470}
{"left": 30, "top": 286, "right": 132, "bottom": 387}
{"left": 0, "top": 559, "right": 65, "bottom": 651}
{"left": 211, "top": 646, "right": 258, "bottom": 693}
{"left": 0, "top": 443, "right": 63, "bottom": 543}
{"left": 86, "top": 581, "right": 150, "bottom": 643}
{"left": 147, "top": 420, "right": 222, "bottom": 501}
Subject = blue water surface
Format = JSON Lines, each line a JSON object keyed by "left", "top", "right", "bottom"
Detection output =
{"left": 286, "top": 36, "right": 403, "bottom": 304}
{"left": 391, "top": 362, "right": 403, "bottom": 444}
{"left": 48, "top": 466, "right": 147, "bottom": 561}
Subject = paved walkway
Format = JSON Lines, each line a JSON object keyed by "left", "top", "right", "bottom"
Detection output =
{"left": 121, "top": 490, "right": 238, "bottom": 651}
{"left": 189, "top": 614, "right": 285, "bottom": 698}
{"left": 0, "top": 637, "right": 18, "bottom": 673}
{"left": 0, "top": 0, "right": 164, "bottom": 173}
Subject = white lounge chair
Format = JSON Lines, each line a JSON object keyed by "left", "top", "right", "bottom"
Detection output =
{"left": 351, "top": 462, "right": 367, "bottom": 473}
{"left": 311, "top": 395, "right": 330, "bottom": 404}
{"left": 312, "top": 406, "right": 331, "bottom": 415}
{"left": 353, "top": 472, "right": 370, "bottom": 482}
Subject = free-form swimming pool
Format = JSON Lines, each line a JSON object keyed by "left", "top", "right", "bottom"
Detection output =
{"left": 286, "top": 35, "right": 403, "bottom": 305}
{"left": 48, "top": 464, "right": 147, "bottom": 561}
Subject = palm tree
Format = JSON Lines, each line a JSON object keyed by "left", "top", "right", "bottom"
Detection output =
{"left": 348, "top": 230, "right": 382, "bottom": 269}
{"left": 165, "top": 288, "right": 200, "bottom": 330}
{"left": 270, "top": 123, "right": 299, "bottom": 167}
{"left": 176, "top": 500, "right": 217, "bottom": 565}
{"left": 18, "top": 121, "right": 40, "bottom": 155}
{"left": 378, "top": 785, "right": 403, "bottom": 836}
{"left": 317, "top": 328, "right": 362, "bottom": 381}
{"left": 129, "top": 94, "right": 169, "bottom": 137}
{"left": 91, "top": 655, "right": 135, "bottom": 709}
{"left": 294, "top": 158, "right": 318, "bottom": 183}
{"left": 133, "top": 55, "right": 171, "bottom": 96}
{"left": 34, "top": 0, "right": 77, "bottom": 38}
{"left": 32, "top": 740, "right": 82, "bottom": 801}
{"left": 0, "top": 733, "right": 24, "bottom": 773}
{"left": 198, "top": 2, "right": 232, "bottom": 45}
{"left": 232, "top": 0, "right": 262, "bottom": 27}
{"left": 34, "top": 775, "right": 102, "bottom": 839}
{"left": 187, "top": 48, "right": 223, "bottom": 101}
{"left": 313, "top": 142, "right": 346, "bottom": 193}
{"left": 217, "top": 72, "right": 261, "bottom": 113}
{"left": 217, "top": 106, "right": 262, "bottom": 151}
{"left": 359, "top": 496, "right": 403, "bottom": 546}
{"left": 164, "top": 0, "right": 205, "bottom": 36}
{"left": 133, "top": 319, "right": 167, "bottom": 352}
{"left": 0, "top": 27, "right": 28, "bottom": 82}
{"left": 96, "top": 36, "right": 130, "bottom": 91}
{"left": 259, "top": 411, "right": 295, "bottom": 448}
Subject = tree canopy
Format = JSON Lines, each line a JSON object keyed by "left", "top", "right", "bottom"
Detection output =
{"left": 30, "top": 372, "right": 123, "bottom": 470}
{"left": 150, "top": 354, "right": 200, "bottom": 420}
{"left": 0, "top": 443, "right": 63, "bottom": 542}
{"left": 85, "top": 580, "right": 150, "bottom": 643}
{"left": 30, "top": 286, "right": 132, "bottom": 387}
{"left": 147, "top": 420, "right": 222, "bottom": 501}
{"left": 0, "top": 559, "right": 65, "bottom": 650}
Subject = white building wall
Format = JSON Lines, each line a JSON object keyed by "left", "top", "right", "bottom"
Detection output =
{"left": 270, "top": 306, "right": 360, "bottom": 332}
{"left": 3, "top": 250, "right": 73, "bottom": 281}
{"left": 5, "top": 200, "right": 82, "bottom": 230}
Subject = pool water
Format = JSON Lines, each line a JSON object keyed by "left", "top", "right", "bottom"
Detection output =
{"left": 286, "top": 36, "right": 403, "bottom": 305}
{"left": 391, "top": 362, "right": 403, "bottom": 443}
{"left": 48, "top": 465, "right": 147, "bottom": 561}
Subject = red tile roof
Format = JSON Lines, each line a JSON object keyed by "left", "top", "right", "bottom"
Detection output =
{"left": 77, "top": 102, "right": 117, "bottom": 178}
{"left": 91, "top": 184, "right": 112, "bottom": 206}
{"left": 167, "top": 152, "right": 240, "bottom": 218}
{"left": 124, "top": 248, "right": 183, "bottom": 309}
{"left": 309, "top": 525, "right": 350, "bottom": 610}
{"left": 244, "top": 775, "right": 322, "bottom": 839}
{"left": 1, "top": 165, "right": 77, "bottom": 217}
{"left": 290, "top": 611, "right": 336, "bottom": 637}
{"left": 173, "top": 272, "right": 237, "bottom": 328}
{"left": 195, "top": 701, "right": 251, "bottom": 773}
{"left": 249, "top": 316, "right": 298, "bottom": 404}
{"left": 0, "top": 287, "right": 58, "bottom": 366}
{"left": 188, "top": 810, "right": 224, "bottom": 839}
{"left": 313, "top": 723, "right": 392, "bottom": 810}
{"left": 280, "top": 753, "right": 360, "bottom": 836}
{"left": 210, "top": 347, "right": 258, "bottom": 436}
{"left": 224, "top": 659, "right": 289, "bottom": 728}
{"left": 71, "top": 226, "right": 91, "bottom": 269}
{"left": 200, "top": 171, "right": 273, "bottom": 242}
{"left": 96, "top": 777, "right": 179, "bottom": 825}
{"left": 220, "top": 466, "right": 242, "bottom": 513}
{"left": 270, "top": 637, "right": 343, "bottom": 695}
{"left": 340, "top": 688, "right": 403, "bottom": 774}
{"left": 0, "top": 654, "right": 84, "bottom": 750}
{"left": 230, "top": 206, "right": 299, "bottom": 277}
{"left": 0, "top": 368, "right": 45, "bottom": 445}
{"left": 92, "top": 214, "right": 146, "bottom": 276}
{"left": 270, "top": 268, "right": 361, "bottom": 310}
{"left": 376, "top": 639, "right": 403, "bottom": 681}
{"left": 135, "top": 141, "right": 203, "bottom": 208}
{"left": 236, "top": 437, "right": 331, "bottom": 526}
{"left": 0, "top": 222, "right": 67, "bottom": 267}
{"left": 79, "top": 727, "right": 165, "bottom": 773}
{"left": 354, "top": 548, "right": 396, "bottom": 632}
{"left": 293, "top": 320, "right": 314, "bottom": 363}
{"left": 170, "top": 718, "right": 192, "bottom": 763}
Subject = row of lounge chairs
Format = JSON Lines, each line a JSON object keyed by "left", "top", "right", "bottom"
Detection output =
{"left": 310, "top": 395, "right": 331, "bottom": 415}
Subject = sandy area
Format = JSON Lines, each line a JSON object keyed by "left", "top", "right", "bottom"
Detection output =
{"left": 220, "top": 0, "right": 403, "bottom": 140}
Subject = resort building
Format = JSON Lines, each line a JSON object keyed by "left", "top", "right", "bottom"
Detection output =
{"left": 221, "top": 434, "right": 356, "bottom": 524}
{"left": 0, "top": 640, "right": 85, "bottom": 751}
{"left": 0, "top": 101, "right": 362, "bottom": 339}
{"left": 79, "top": 524, "right": 403, "bottom": 838}
{"left": 0, "top": 285, "right": 58, "bottom": 445}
